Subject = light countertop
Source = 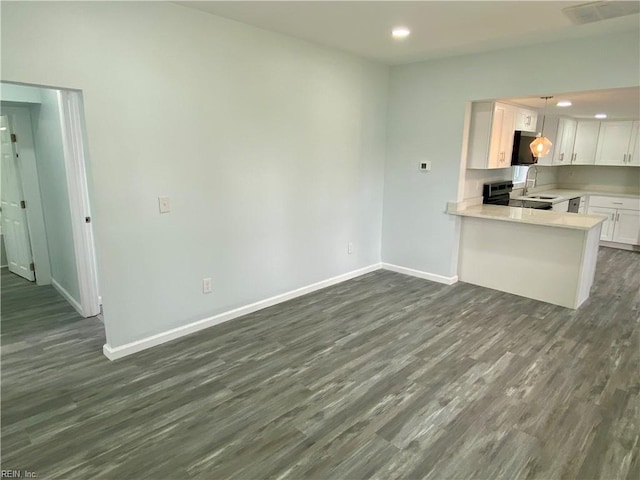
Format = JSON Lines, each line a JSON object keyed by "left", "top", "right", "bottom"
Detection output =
{"left": 512, "top": 188, "right": 640, "bottom": 204}
{"left": 450, "top": 204, "right": 605, "bottom": 231}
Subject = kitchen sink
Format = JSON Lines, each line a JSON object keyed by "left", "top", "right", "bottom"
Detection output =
{"left": 524, "top": 195, "right": 559, "bottom": 200}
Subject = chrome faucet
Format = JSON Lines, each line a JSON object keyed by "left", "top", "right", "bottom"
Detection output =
{"left": 523, "top": 165, "right": 538, "bottom": 196}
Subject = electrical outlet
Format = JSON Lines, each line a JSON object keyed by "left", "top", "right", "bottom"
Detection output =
{"left": 158, "top": 196, "right": 171, "bottom": 213}
{"left": 348, "top": 242, "right": 354, "bottom": 254}
{"left": 419, "top": 161, "right": 431, "bottom": 172}
{"left": 202, "top": 277, "right": 212, "bottom": 294}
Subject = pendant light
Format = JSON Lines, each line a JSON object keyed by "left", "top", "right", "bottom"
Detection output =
{"left": 530, "top": 96, "right": 553, "bottom": 158}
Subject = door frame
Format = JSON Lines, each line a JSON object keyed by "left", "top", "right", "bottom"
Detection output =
{"left": 57, "top": 90, "right": 101, "bottom": 318}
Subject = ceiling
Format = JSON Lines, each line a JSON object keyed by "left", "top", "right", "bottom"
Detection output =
{"left": 178, "top": 1, "right": 640, "bottom": 65}
{"left": 507, "top": 87, "right": 640, "bottom": 120}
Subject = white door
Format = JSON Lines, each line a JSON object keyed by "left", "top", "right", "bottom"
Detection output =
{"left": 612, "top": 209, "right": 640, "bottom": 245}
{"left": 489, "top": 103, "right": 515, "bottom": 168}
{"left": 588, "top": 206, "right": 616, "bottom": 241}
{"left": 595, "top": 121, "right": 633, "bottom": 165}
{"left": 572, "top": 121, "right": 600, "bottom": 165}
{"left": 1, "top": 115, "right": 35, "bottom": 280}
{"left": 629, "top": 121, "right": 640, "bottom": 166}
{"left": 553, "top": 118, "right": 576, "bottom": 165}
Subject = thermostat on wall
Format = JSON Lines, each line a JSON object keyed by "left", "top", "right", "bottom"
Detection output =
{"left": 419, "top": 160, "right": 431, "bottom": 171}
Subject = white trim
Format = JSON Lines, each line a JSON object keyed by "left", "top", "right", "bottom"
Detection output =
{"left": 51, "top": 277, "right": 83, "bottom": 316}
{"left": 58, "top": 90, "right": 100, "bottom": 317}
{"left": 103, "top": 263, "right": 382, "bottom": 360}
{"left": 381, "top": 262, "right": 458, "bottom": 285}
{"left": 599, "top": 240, "right": 640, "bottom": 251}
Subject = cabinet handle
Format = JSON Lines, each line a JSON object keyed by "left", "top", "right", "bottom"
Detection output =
{"left": 616, "top": 213, "right": 620, "bottom": 222}
{"left": 572, "top": 153, "right": 577, "bottom": 162}
{"left": 612, "top": 202, "right": 623, "bottom": 205}
{"left": 611, "top": 213, "right": 615, "bottom": 221}
{"left": 559, "top": 153, "right": 564, "bottom": 161}
{"left": 623, "top": 153, "right": 628, "bottom": 163}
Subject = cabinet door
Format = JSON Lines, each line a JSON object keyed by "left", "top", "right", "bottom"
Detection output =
{"left": 572, "top": 121, "right": 600, "bottom": 164}
{"left": 515, "top": 108, "right": 538, "bottom": 132}
{"left": 595, "top": 121, "right": 633, "bottom": 165}
{"left": 612, "top": 209, "right": 640, "bottom": 245}
{"left": 552, "top": 200, "right": 569, "bottom": 212}
{"left": 488, "top": 103, "right": 515, "bottom": 168}
{"left": 588, "top": 206, "right": 616, "bottom": 241}
{"left": 553, "top": 118, "right": 576, "bottom": 165}
{"left": 629, "top": 121, "right": 640, "bottom": 166}
{"left": 578, "top": 197, "right": 587, "bottom": 214}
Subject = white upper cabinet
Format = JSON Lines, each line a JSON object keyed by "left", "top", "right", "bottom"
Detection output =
{"left": 552, "top": 118, "right": 576, "bottom": 165}
{"left": 595, "top": 121, "right": 635, "bottom": 165}
{"left": 630, "top": 121, "right": 640, "bottom": 166}
{"left": 515, "top": 107, "right": 538, "bottom": 132}
{"left": 467, "top": 101, "right": 516, "bottom": 169}
{"left": 571, "top": 121, "right": 600, "bottom": 165}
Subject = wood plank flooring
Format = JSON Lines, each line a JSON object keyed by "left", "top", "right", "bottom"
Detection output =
{"left": 1, "top": 247, "right": 639, "bottom": 479}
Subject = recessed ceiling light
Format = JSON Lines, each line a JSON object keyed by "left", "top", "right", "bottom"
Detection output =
{"left": 392, "top": 27, "right": 411, "bottom": 39}
{"left": 595, "top": 113, "right": 607, "bottom": 119}
{"left": 556, "top": 100, "right": 572, "bottom": 107}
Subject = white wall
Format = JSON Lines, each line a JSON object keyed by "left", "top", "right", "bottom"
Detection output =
{"left": 556, "top": 165, "right": 640, "bottom": 193}
{"left": 0, "top": 2, "right": 389, "bottom": 348}
{"left": 31, "top": 90, "right": 81, "bottom": 299}
{"left": 382, "top": 29, "right": 640, "bottom": 277}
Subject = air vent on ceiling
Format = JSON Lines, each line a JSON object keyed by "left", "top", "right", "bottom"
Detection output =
{"left": 563, "top": 1, "right": 640, "bottom": 25}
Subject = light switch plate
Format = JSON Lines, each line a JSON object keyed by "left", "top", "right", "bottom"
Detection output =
{"left": 158, "top": 196, "right": 170, "bottom": 213}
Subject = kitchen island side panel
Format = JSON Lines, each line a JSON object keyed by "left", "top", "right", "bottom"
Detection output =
{"left": 458, "top": 217, "right": 592, "bottom": 308}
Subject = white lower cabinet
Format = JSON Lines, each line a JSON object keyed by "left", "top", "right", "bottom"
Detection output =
{"left": 587, "top": 195, "right": 640, "bottom": 245}
{"left": 552, "top": 201, "right": 569, "bottom": 212}
{"left": 588, "top": 206, "right": 616, "bottom": 241}
{"left": 613, "top": 209, "right": 640, "bottom": 244}
{"left": 578, "top": 197, "right": 587, "bottom": 214}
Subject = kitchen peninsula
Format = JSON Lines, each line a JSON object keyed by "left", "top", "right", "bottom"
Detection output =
{"left": 449, "top": 204, "right": 605, "bottom": 308}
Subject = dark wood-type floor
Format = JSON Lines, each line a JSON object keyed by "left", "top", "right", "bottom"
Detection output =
{"left": 2, "top": 247, "right": 639, "bottom": 479}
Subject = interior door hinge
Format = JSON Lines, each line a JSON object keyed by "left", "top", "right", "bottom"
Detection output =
{"left": 10, "top": 133, "right": 17, "bottom": 143}
{"left": 20, "top": 200, "right": 26, "bottom": 209}
{"left": 30, "top": 262, "right": 35, "bottom": 272}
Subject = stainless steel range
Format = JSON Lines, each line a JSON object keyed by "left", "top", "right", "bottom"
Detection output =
{"left": 483, "top": 181, "right": 552, "bottom": 210}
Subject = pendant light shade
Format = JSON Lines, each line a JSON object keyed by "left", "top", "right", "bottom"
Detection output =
{"left": 530, "top": 96, "right": 553, "bottom": 158}
{"left": 530, "top": 136, "right": 552, "bottom": 157}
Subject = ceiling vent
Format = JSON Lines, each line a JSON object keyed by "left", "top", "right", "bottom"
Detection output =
{"left": 563, "top": 1, "right": 640, "bottom": 24}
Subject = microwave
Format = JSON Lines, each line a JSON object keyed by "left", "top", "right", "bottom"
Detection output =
{"left": 511, "top": 130, "right": 539, "bottom": 165}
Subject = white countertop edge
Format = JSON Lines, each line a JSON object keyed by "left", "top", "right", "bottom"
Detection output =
{"left": 519, "top": 186, "right": 640, "bottom": 202}
{"left": 449, "top": 204, "right": 606, "bottom": 231}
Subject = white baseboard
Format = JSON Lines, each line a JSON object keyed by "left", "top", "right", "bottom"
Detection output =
{"left": 599, "top": 241, "right": 640, "bottom": 252}
{"left": 103, "top": 263, "right": 382, "bottom": 361}
{"left": 51, "top": 278, "right": 84, "bottom": 317}
{"left": 381, "top": 262, "right": 458, "bottom": 285}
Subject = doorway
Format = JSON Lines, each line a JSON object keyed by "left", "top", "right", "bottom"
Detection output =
{"left": 0, "top": 114, "right": 35, "bottom": 281}
{"left": 0, "top": 83, "right": 100, "bottom": 318}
